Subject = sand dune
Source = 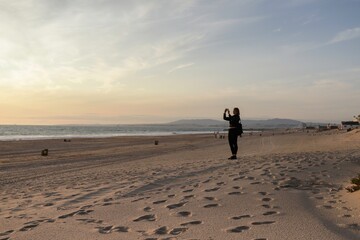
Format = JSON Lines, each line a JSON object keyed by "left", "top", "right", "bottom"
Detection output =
{"left": 0, "top": 131, "right": 359, "bottom": 239}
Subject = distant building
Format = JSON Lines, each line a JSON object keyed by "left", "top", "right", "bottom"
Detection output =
{"left": 318, "top": 125, "right": 329, "bottom": 131}
{"left": 341, "top": 121, "right": 359, "bottom": 129}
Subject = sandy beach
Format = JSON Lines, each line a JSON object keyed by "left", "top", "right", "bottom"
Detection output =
{"left": 0, "top": 130, "right": 359, "bottom": 240}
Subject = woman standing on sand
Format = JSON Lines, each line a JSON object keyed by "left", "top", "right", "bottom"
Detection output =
{"left": 223, "top": 107, "right": 241, "bottom": 160}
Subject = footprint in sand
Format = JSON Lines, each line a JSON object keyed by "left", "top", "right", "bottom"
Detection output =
{"left": 347, "top": 223, "right": 360, "bottom": 231}
{"left": 0, "top": 230, "right": 14, "bottom": 237}
{"left": 153, "top": 200, "right": 167, "bottom": 204}
{"left": 183, "top": 195, "right": 195, "bottom": 200}
{"left": 322, "top": 205, "right": 334, "bottom": 210}
{"left": 133, "top": 214, "right": 156, "bottom": 222}
{"left": 227, "top": 226, "right": 250, "bottom": 233}
{"left": 204, "top": 196, "right": 216, "bottom": 201}
{"left": 77, "top": 218, "right": 103, "bottom": 224}
{"left": 261, "top": 204, "right": 271, "bottom": 209}
{"left": 177, "top": 211, "right": 192, "bottom": 217}
{"left": 228, "top": 191, "right": 244, "bottom": 195}
{"left": 250, "top": 181, "right": 262, "bottom": 185}
{"left": 180, "top": 220, "right": 203, "bottom": 226}
{"left": 233, "top": 177, "right": 245, "bottom": 181}
{"left": 202, "top": 179, "right": 211, "bottom": 183}
{"left": 97, "top": 225, "right": 129, "bottom": 234}
{"left": 263, "top": 211, "right": 278, "bottom": 216}
{"left": 112, "top": 226, "right": 129, "bottom": 233}
{"left": 204, "top": 187, "right": 220, "bottom": 192}
{"left": 58, "top": 209, "right": 93, "bottom": 219}
{"left": 166, "top": 202, "right": 187, "bottom": 210}
{"left": 153, "top": 226, "right": 169, "bottom": 235}
{"left": 97, "top": 226, "right": 114, "bottom": 234}
{"left": 232, "top": 215, "right": 252, "bottom": 220}
{"left": 144, "top": 207, "right": 153, "bottom": 212}
{"left": 19, "top": 223, "right": 39, "bottom": 231}
{"left": 204, "top": 203, "right": 219, "bottom": 208}
{"left": 252, "top": 221, "right": 276, "bottom": 225}
{"left": 170, "top": 227, "right": 188, "bottom": 235}
{"left": 183, "top": 189, "right": 194, "bottom": 193}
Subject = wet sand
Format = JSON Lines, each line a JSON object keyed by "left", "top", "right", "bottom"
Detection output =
{"left": 0, "top": 130, "right": 359, "bottom": 239}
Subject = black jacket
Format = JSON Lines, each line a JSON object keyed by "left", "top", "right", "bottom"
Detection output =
{"left": 223, "top": 113, "right": 240, "bottom": 128}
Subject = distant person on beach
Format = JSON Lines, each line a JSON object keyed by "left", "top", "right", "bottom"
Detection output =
{"left": 223, "top": 107, "right": 241, "bottom": 160}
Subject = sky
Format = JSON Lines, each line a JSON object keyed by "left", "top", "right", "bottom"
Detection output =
{"left": 0, "top": 0, "right": 359, "bottom": 125}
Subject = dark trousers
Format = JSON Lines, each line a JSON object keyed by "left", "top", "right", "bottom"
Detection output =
{"left": 228, "top": 128, "right": 238, "bottom": 155}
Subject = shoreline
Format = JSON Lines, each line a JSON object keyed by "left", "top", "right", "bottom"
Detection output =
{"left": 0, "top": 131, "right": 214, "bottom": 142}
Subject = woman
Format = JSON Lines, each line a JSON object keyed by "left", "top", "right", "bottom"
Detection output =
{"left": 223, "top": 107, "right": 241, "bottom": 160}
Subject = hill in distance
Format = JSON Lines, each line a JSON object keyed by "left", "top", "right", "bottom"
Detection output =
{"left": 167, "top": 118, "right": 305, "bottom": 129}
{"left": 168, "top": 119, "right": 225, "bottom": 126}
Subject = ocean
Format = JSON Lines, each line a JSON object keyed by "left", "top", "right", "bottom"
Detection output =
{"left": 0, "top": 124, "right": 228, "bottom": 141}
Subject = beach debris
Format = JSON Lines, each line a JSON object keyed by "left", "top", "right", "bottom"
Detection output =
{"left": 41, "top": 149, "right": 49, "bottom": 156}
{"left": 64, "top": 139, "right": 71, "bottom": 142}
{"left": 154, "top": 140, "right": 159, "bottom": 145}
{"left": 345, "top": 174, "right": 360, "bottom": 193}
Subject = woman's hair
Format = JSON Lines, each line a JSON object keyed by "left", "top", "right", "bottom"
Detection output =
{"left": 233, "top": 107, "right": 240, "bottom": 116}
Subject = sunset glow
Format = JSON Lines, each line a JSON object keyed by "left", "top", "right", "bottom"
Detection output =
{"left": 1, "top": 0, "right": 359, "bottom": 124}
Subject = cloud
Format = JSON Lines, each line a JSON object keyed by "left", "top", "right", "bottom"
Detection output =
{"left": 168, "top": 63, "right": 194, "bottom": 73}
{"left": 329, "top": 27, "right": 360, "bottom": 44}
{"left": 273, "top": 28, "right": 281, "bottom": 32}
{"left": 281, "top": 27, "right": 360, "bottom": 54}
